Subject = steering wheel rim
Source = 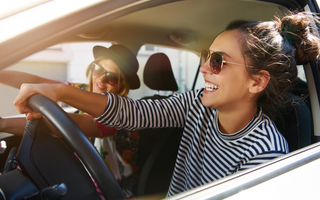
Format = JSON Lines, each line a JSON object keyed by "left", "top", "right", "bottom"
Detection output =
{"left": 28, "top": 94, "right": 125, "bottom": 200}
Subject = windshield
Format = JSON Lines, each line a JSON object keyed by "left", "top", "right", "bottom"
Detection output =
{"left": 0, "top": 0, "right": 103, "bottom": 43}
{"left": 0, "top": 0, "right": 50, "bottom": 19}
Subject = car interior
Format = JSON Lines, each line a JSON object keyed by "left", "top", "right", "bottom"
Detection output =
{"left": 0, "top": 0, "right": 319, "bottom": 199}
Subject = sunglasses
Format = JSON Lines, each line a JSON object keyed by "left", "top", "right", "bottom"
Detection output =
{"left": 91, "top": 63, "right": 121, "bottom": 86}
{"left": 200, "top": 49, "right": 256, "bottom": 74}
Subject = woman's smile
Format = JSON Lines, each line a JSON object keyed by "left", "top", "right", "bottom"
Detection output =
{"left": 204, "top": 81, "right": 219, "bottom": 92}
{"left": 95, "top": 82, "right": 106, "bottom": 91}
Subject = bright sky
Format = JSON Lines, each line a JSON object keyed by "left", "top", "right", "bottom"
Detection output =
{"left": 0, "top": 0, "right": 103, "bottom": 43}
{"left": 0, "top": 0, "right": 49, "bottom": 19}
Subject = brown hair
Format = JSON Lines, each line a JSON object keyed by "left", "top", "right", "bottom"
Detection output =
{"left": 224, "top": 12, "right": 320, "bottom": 118}
{"left": 85, "top": 56, "right": 130, "bottom": 97}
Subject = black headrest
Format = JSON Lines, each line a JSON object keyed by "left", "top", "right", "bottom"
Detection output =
{"left": 143, "top": 53, "right": 178, "bottom": 91}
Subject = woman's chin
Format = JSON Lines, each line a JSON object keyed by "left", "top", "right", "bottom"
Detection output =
{"left": 201, "top": 96, "right": 213, "bottom": 108}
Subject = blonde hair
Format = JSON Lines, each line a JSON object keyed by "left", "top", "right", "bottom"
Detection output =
{"left": 85, "top": 56, "right": 130, "bottom": 97}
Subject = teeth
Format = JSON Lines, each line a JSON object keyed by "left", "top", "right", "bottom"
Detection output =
{"left": 97, "top": 84, "right": 104, "bottom": 89}
{"left": 205, "top": 82, "right": 219, "bottom": 91}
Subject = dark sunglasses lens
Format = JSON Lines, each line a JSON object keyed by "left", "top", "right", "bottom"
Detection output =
{"left": 105, "top": 73, "right": 119, "bottom": 86}
{"left": 200, "top": 49, "right": 209, "bottom": 66}
{"left": 210, "top": 53, "right": 223, "bottom": 74}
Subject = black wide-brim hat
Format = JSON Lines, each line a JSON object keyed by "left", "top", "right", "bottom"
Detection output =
{"left": 93, "top": 45, "right": 140, "bottom": 89}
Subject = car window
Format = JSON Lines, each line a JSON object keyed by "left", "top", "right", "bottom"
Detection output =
{"left": 129, "top": 45, "right": 200, "bottom": 99}
{"left": 0, "top": 41, "right": 309, "bottom": 118}
{"left": 297, "top": 65, "right": 306, "bottom": 82}
{"left": 0, "top": 42, "right": 200, "bottom": 116}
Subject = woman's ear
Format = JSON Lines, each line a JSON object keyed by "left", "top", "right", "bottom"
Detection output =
{"left": 249, "top": 70, "right": 270, "bottom": 94}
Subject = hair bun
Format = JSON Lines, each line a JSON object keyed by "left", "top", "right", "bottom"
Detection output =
{"left": 279, "top": 12, "right": 320, "bottom": 65}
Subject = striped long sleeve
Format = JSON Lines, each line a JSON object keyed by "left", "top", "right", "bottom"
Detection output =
{"left": 96, "top": 90, "right": 199, "bottom": 130}
{"left": 95, "top": 89, "right": 289, "bottom": 197}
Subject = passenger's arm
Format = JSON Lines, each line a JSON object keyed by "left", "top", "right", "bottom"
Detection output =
{"left": 13, "top": 83, "right": 108, "bottom": 120}
{"left": 0, "top": 117, "right": 26, "bottom": 136}
{"left": 45, "top": 114, "right": 102, "bottom": 138}
{"left": 67, "top": 113, "right": 101, "bottom": 137}
{"left": 0, "top": 114, "right": 101, "bottom": 138}
{"left": 0, "top": 70, "right": 59, "bottom": 89}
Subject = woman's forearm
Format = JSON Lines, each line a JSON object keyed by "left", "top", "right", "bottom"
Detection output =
{"left": 44, "top": 113, "right": 101, "bottom": 138}
{"left": 68, "top": 113, "right": 101, "bottom": 137}
{"left": 0, "top": 114, "right": 101, "bottom": 138}
{"left": 58, "top": 85, "right": 108, "bottom": 117}
{"left": 0, "top": 117, "right": 26, "bottom": 136}
{"left": 0, "top": 70, "right": 59, "bottom": 89}
{"left": 14, "top": 83, "right": 108, "bottom": 119}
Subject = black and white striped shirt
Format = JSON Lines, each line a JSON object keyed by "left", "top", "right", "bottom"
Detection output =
{"left": 95, "top": 89, "right": 288, "bottom": 197}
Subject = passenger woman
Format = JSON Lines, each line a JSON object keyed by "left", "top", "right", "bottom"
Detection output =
{"left": 0, "top": 44, "right": 140, "bottom": 198}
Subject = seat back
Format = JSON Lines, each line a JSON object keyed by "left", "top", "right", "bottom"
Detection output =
{"left": 137, "top": 53, "right": 182, "bottom": 198}
{"left": 274, "top": 93, "right": 311, "bottom": 152}
{"left": 142, "top": 52, "right": 178, "bottom": 99}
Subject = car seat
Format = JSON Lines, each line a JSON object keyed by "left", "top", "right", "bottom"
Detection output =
{"left": 141, "top": 52, "right": 178, "bottom": 99}
{"left": 274, "top": 92, "right": 312, "bottom": 152}
{"left": 137, "top": 53, "right": 183, "bottom": 198}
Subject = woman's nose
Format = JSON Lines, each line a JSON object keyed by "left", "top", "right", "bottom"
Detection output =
{"left": 95, "top": 73, "right": 106, "bottom": 83}
{"left": 200, "top": 59, "right": 212, "bottom": 74}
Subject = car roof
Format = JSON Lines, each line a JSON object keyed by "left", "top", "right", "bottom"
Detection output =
{"left": 0, "top": 0, "right": 310, "bottom": 69}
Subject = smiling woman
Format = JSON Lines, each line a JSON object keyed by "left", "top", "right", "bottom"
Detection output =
{"left": 0, "top": 44, "right": 142, "bottom": 199}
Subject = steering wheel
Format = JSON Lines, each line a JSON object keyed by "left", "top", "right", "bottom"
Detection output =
{"left": 27, "top": 94, "right": 125, "bottom": 200}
